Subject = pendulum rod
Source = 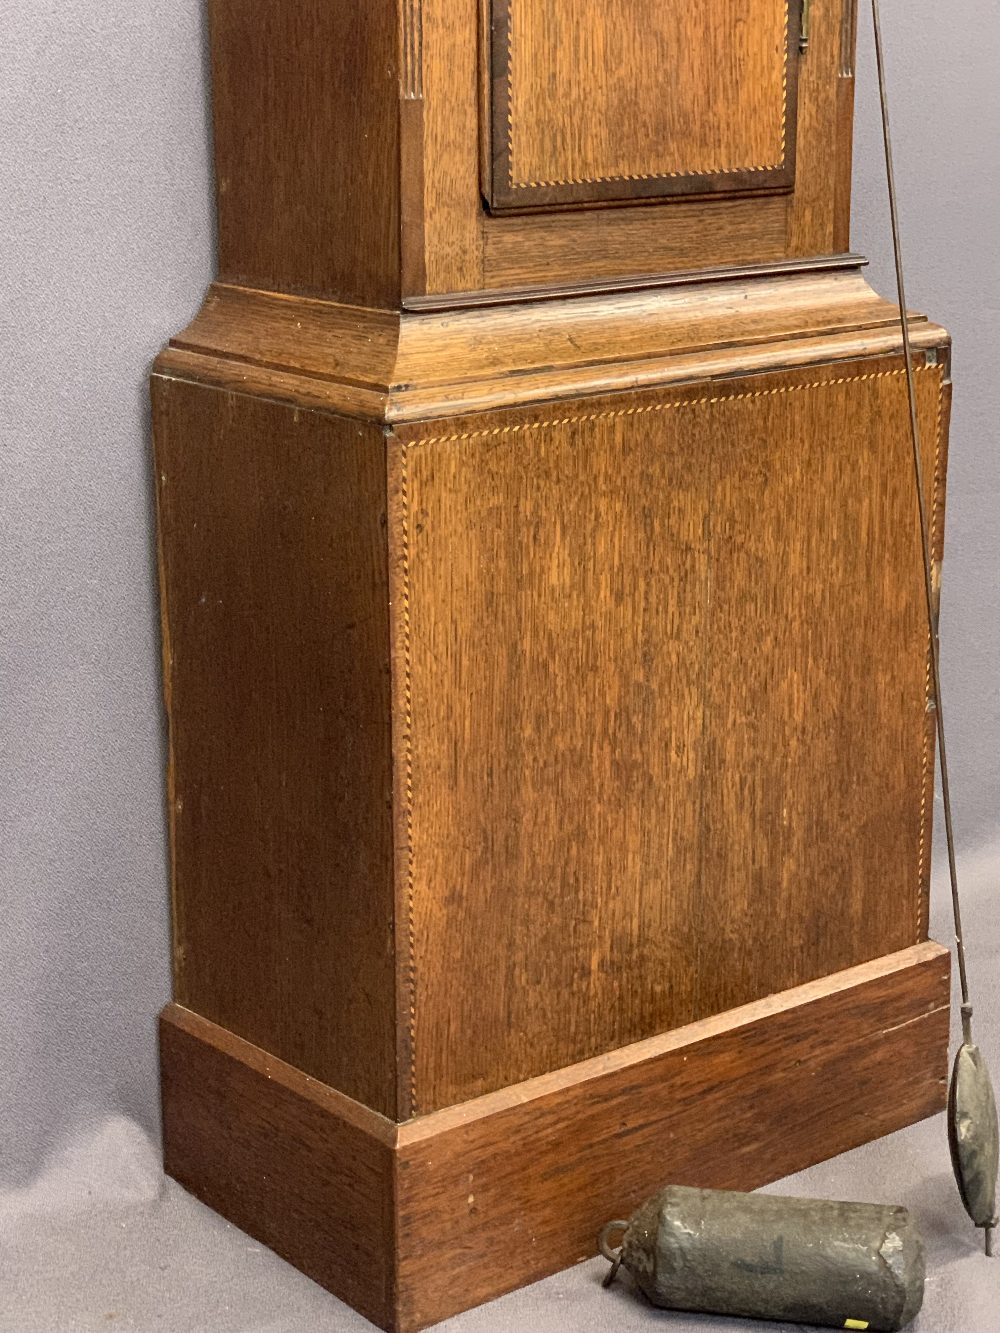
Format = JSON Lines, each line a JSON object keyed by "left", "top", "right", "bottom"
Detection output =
{"left": 870, "top": 0, "right": 974, "bottom": 1038}
{"left": 874, "top": 6, "right": 997, "bottom": 1259}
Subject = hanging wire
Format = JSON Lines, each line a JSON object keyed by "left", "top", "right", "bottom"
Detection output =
{"left": 870, "top": 0, "right": 974, "bottom": 1040}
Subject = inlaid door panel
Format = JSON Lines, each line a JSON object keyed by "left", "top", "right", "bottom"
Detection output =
{"left": 397, "top": 357, "right": 946, "bottom": 1111}
{"left": 485, "top": 0, "right": 802, "bottom": 212}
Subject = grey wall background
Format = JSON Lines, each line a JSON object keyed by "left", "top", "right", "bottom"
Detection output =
{"left": 1, "top": 1, "right": 998, "bottom": 1196}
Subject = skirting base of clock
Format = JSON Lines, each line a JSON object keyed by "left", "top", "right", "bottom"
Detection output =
{"left": 161, "top": 942, "right": 950, "bottom": 1333}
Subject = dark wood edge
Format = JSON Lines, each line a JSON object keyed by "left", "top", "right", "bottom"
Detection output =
{"left": 486, "top": 0, "right": 802, "bottom": 214}
{"left": 403, "top": 253, "right": 869, "bottom": 312}
{"left": 833, "top": 1, "right": 860, "bottom": 250}
{"left": 488, "top": 165, "right": 798, "bottom": 216}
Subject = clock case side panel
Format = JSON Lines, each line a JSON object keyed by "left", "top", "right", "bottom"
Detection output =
{"left": 207, "top": 0, "right": 402, "bottom": 306}
{"left": 151, "top": 373, "right": 400, "bottom": 1117}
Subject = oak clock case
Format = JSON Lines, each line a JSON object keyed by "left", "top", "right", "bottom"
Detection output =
{"left": 152, "top": 2, "right": 952, "bottom": 1331}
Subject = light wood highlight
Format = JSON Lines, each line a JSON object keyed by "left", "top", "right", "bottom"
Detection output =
{"left": 161, "top": 942, "right": 950, "bottom": 1332}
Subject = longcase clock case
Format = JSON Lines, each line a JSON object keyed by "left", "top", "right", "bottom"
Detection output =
{"left": 153, "top": 1, "right": 952, "bottom": 1329}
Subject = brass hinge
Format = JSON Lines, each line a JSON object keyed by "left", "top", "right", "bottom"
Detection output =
{"left": 800, "top": 0, "right": 812, "bottom": 54}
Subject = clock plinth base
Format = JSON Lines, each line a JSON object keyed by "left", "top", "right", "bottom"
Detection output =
{"left": 161, "top": 942, "right": 949, "bottom": 1333}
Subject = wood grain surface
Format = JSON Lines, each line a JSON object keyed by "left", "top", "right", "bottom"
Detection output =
{"left": 207, "top": 0, "right": 400, "bottom": 305}
{"left": 392, "top": 357, "right": 948, "bottom": 1112}
{"left": 152, "top": 379, "right": 398, "bottom": 1116}
{"left": 160, "top": 1004, "right": 398, "bottom": 1329}
{"left": 486, "top": 0, "right": 798, "bottom": 211}
{"left": 410, "top": 0, "right": 858, "bottom": 299}
{"left": 160, "top": 943, "right": 950, "bottom": 1332}
{"left": 197, "top": 0, "right": 862, "bottom": 304}
{"left": 154, "top": 5, "right": 954, "bottom": 1324}
{"left": 153, "top": 284, "right": 950, "bottom": 1123}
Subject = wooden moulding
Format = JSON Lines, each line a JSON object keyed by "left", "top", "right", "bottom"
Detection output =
{"left": 161, "top": 942, "right": 950, "bottom": 1332}
{"left": 154, "top": 266, "right": 947, "bottom": 425}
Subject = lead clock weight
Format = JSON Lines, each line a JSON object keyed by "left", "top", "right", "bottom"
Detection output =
{"left": 600, "top": 1185, "right": 925, "bottom": 1332}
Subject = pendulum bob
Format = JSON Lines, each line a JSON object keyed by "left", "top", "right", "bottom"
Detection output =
{"left": 948, "top": 1015, "right": 1000, "bottom": 1254}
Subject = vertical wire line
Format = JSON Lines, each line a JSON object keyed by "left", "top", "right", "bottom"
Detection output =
{"left": 870, "top": 0, "right": 972, "bottom": 1021}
